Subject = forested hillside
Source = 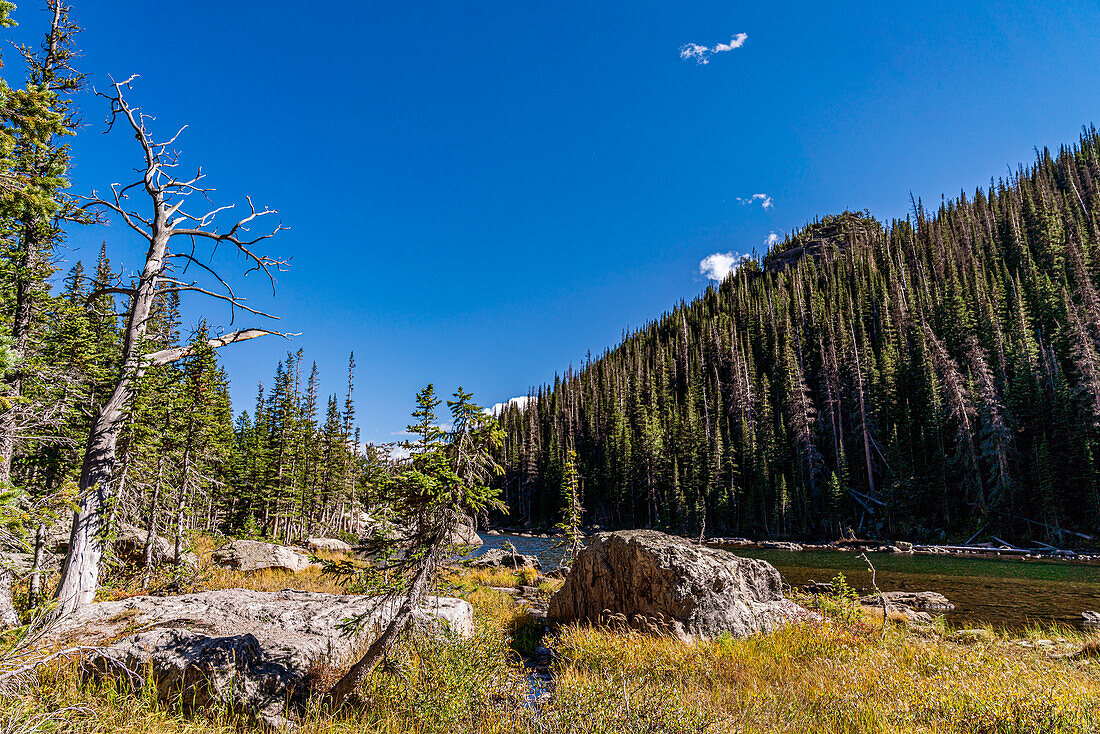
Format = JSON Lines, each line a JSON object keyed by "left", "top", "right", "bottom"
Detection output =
{"left": 496, "top": 128, "right": 1100, "bottom": 543}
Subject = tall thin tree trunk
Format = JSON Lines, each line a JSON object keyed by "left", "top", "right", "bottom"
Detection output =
{"left": 28, "top": 524, "right": 46, "bottom": 607}
{"left": 141, "top": 463, "right": 163, "bottom": 588}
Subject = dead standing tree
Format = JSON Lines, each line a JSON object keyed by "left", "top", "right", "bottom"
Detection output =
{"left": 54, "top": 76, "right": 292, "bottom": 614}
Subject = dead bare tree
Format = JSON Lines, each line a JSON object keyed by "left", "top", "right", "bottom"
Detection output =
{"left": 54, "top": 77, "right": 293, "bottom": 614}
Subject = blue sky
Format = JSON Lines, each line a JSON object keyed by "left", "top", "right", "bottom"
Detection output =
{"left": 5, "top": 0, "right": 1100, "bottom": 441}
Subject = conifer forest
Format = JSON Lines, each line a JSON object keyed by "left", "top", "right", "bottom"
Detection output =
{"left": 3, "top": 3, "right": 1100, "bottom": 583}
{"left": 0, "top": 3, "right": 386, "bottom": 573}
{"left": 495, "top": 130, "right": 1100, "bottom": 543}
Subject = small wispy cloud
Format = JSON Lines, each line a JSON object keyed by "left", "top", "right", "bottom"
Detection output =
{"left": 699, "top": 252, "right": 751, "bottom": 281}
{"left": 765, "top": 232, "right": 781, "bottom": 247}
{"left": 737, "top": 193, "right": 773, "bottom": 210}
{"left": 489, "top": 395, "right": 534, "bottom": 416}
{"left": 680, "top": 33, "right": 748, "bottom": 65}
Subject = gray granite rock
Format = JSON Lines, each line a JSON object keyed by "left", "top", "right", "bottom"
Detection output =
{"left": 548, "top": 530, "right": 809, "bottom": 640}
{"left": 49, "top": 588, "right": 473, "bottom": 726}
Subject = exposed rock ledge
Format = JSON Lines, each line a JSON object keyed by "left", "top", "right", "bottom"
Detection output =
{"left": 46, "top": 588, "right": 473, "bottom": 727}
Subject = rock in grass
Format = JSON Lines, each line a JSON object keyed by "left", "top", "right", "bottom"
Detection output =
{"left": 757, "top": 541, "right": 804, "bottom": 551}
{"left": 469, "top": 547, "right": 541, "bottom": 570}
{"left": 1083, "top": 610, "right": 1100, "bottom": 626}
{"left": 306, "top": 537, "right": 351, "bottom": 553}
{"left": 858, "top": 590, "right": 954, "bottom": 612}
{"left": 115, "top": 522, "right": 198, "bottom": 568}
{"left": 548, "top": 530, "right": 809, "bottom": 640}
{"left": 952, "top": 628, "right": 994, "bottom": 644}
{"left": 31, "top": 521, "right": 196, "bottom": 569}
{"left": 48, "top": 589, "right": 473, "bottom": 727}
{"left": 212, "top": 539, "right": 312, "bottom": 573}
{"left": 358, "top": 519, "right": 483, "bottom": 548}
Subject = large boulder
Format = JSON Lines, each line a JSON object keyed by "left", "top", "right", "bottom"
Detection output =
{"left": 548, "top": 530, "right": 807, "bottom": 640}
{"left": 36, "top": 518, "right": 72, "bottom": 554}
{"left": 0, "top": 550, "right": 63, "bottom": 576}
{"left": 450, "top": 522, "right": 483, "bottom": 547}
{"left": 306, "top": 537, "right": 351, "bottom": 553}
{"left": 34, "top": 520, "right": 196, "bottom": 568}
{"left": 115, "top": 522, "right": 198, "bottom": 568}
{"left": 358, "top": 517, "right": 482, "bottom": 548}
{"left": 469, "top": 547, "right": 541, "bottom": 570}
{"left": 48, "top": 589, "right": 472, "bottom": 726}
{"left": 212, "top": 540, "right": 312, "bottom": 573}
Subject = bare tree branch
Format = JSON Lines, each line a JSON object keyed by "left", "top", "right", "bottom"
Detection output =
{"left": 143, "top": 328, "right": 298, "bottom": 367}
{"left": 85, "top": 286, "right": 136, "bottom": 301}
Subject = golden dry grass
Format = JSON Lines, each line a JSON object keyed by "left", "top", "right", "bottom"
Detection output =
{"left": 4, "top": 535, "right": 1099, "bottom": 734}
{"left": 546, "top": 621, "right": 1100, "bottom": 733}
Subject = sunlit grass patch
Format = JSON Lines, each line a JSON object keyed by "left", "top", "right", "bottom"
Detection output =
{"left": 452, "top": 566, "right": 534, "bottom": 589}
{"left": 545, "top": 619, "right": 1100, "bottom": 734}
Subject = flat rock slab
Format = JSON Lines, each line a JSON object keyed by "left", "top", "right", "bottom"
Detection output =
{"left": 212, "top": 539, "right": 312, "bottom": 573}
{"left": 756, "top": 541, "right": 804, "bottom": 551}
{"left": 548, "top": 529, "right": 809, "bottom": 640}
{"left": 859, "top": 590, "right": 955, "bottom": 612}
{"left": 48, "top": 588, "right": 473, "bottom": 726}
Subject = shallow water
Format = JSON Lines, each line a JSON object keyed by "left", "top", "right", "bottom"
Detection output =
{"left": 475, "top": 533, "right": 1100, "bottom": 630}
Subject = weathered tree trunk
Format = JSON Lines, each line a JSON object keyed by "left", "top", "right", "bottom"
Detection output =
{"left": 141, "top": 463, "right": 163, "bottom": 588}
{"left": 0, "top": 569, "right": 18, "bottom": 631}
{"left": 53, "top": 78, "right": 286, "bottom": 615}
{"left": 174, "top": 441, "right": 192, "bottom": 565}
{"left": 54, "top": 212, "right": 168, "bottom": 614}
{"left": 28, "top": 524, "right": 46, "bottom": 607}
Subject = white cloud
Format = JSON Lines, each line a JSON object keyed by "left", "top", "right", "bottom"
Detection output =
{"left": 737, "top": 193, "right": 773, "bottom": 210}
{"left": 765, "top": 232, "right": 781, "bottom": 247}
{"left": 679, "top": 33, "right": 748, "bottom": 65}
{"left": 699, "top": 252, "right": 751, "bottom": 281}
{"left": 490, "top": 395, "right": 534, "bottom": 416}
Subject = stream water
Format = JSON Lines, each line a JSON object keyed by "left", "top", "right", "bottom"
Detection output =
{"left": 475, "top": 533, "right": 1100, "bottom": 630}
